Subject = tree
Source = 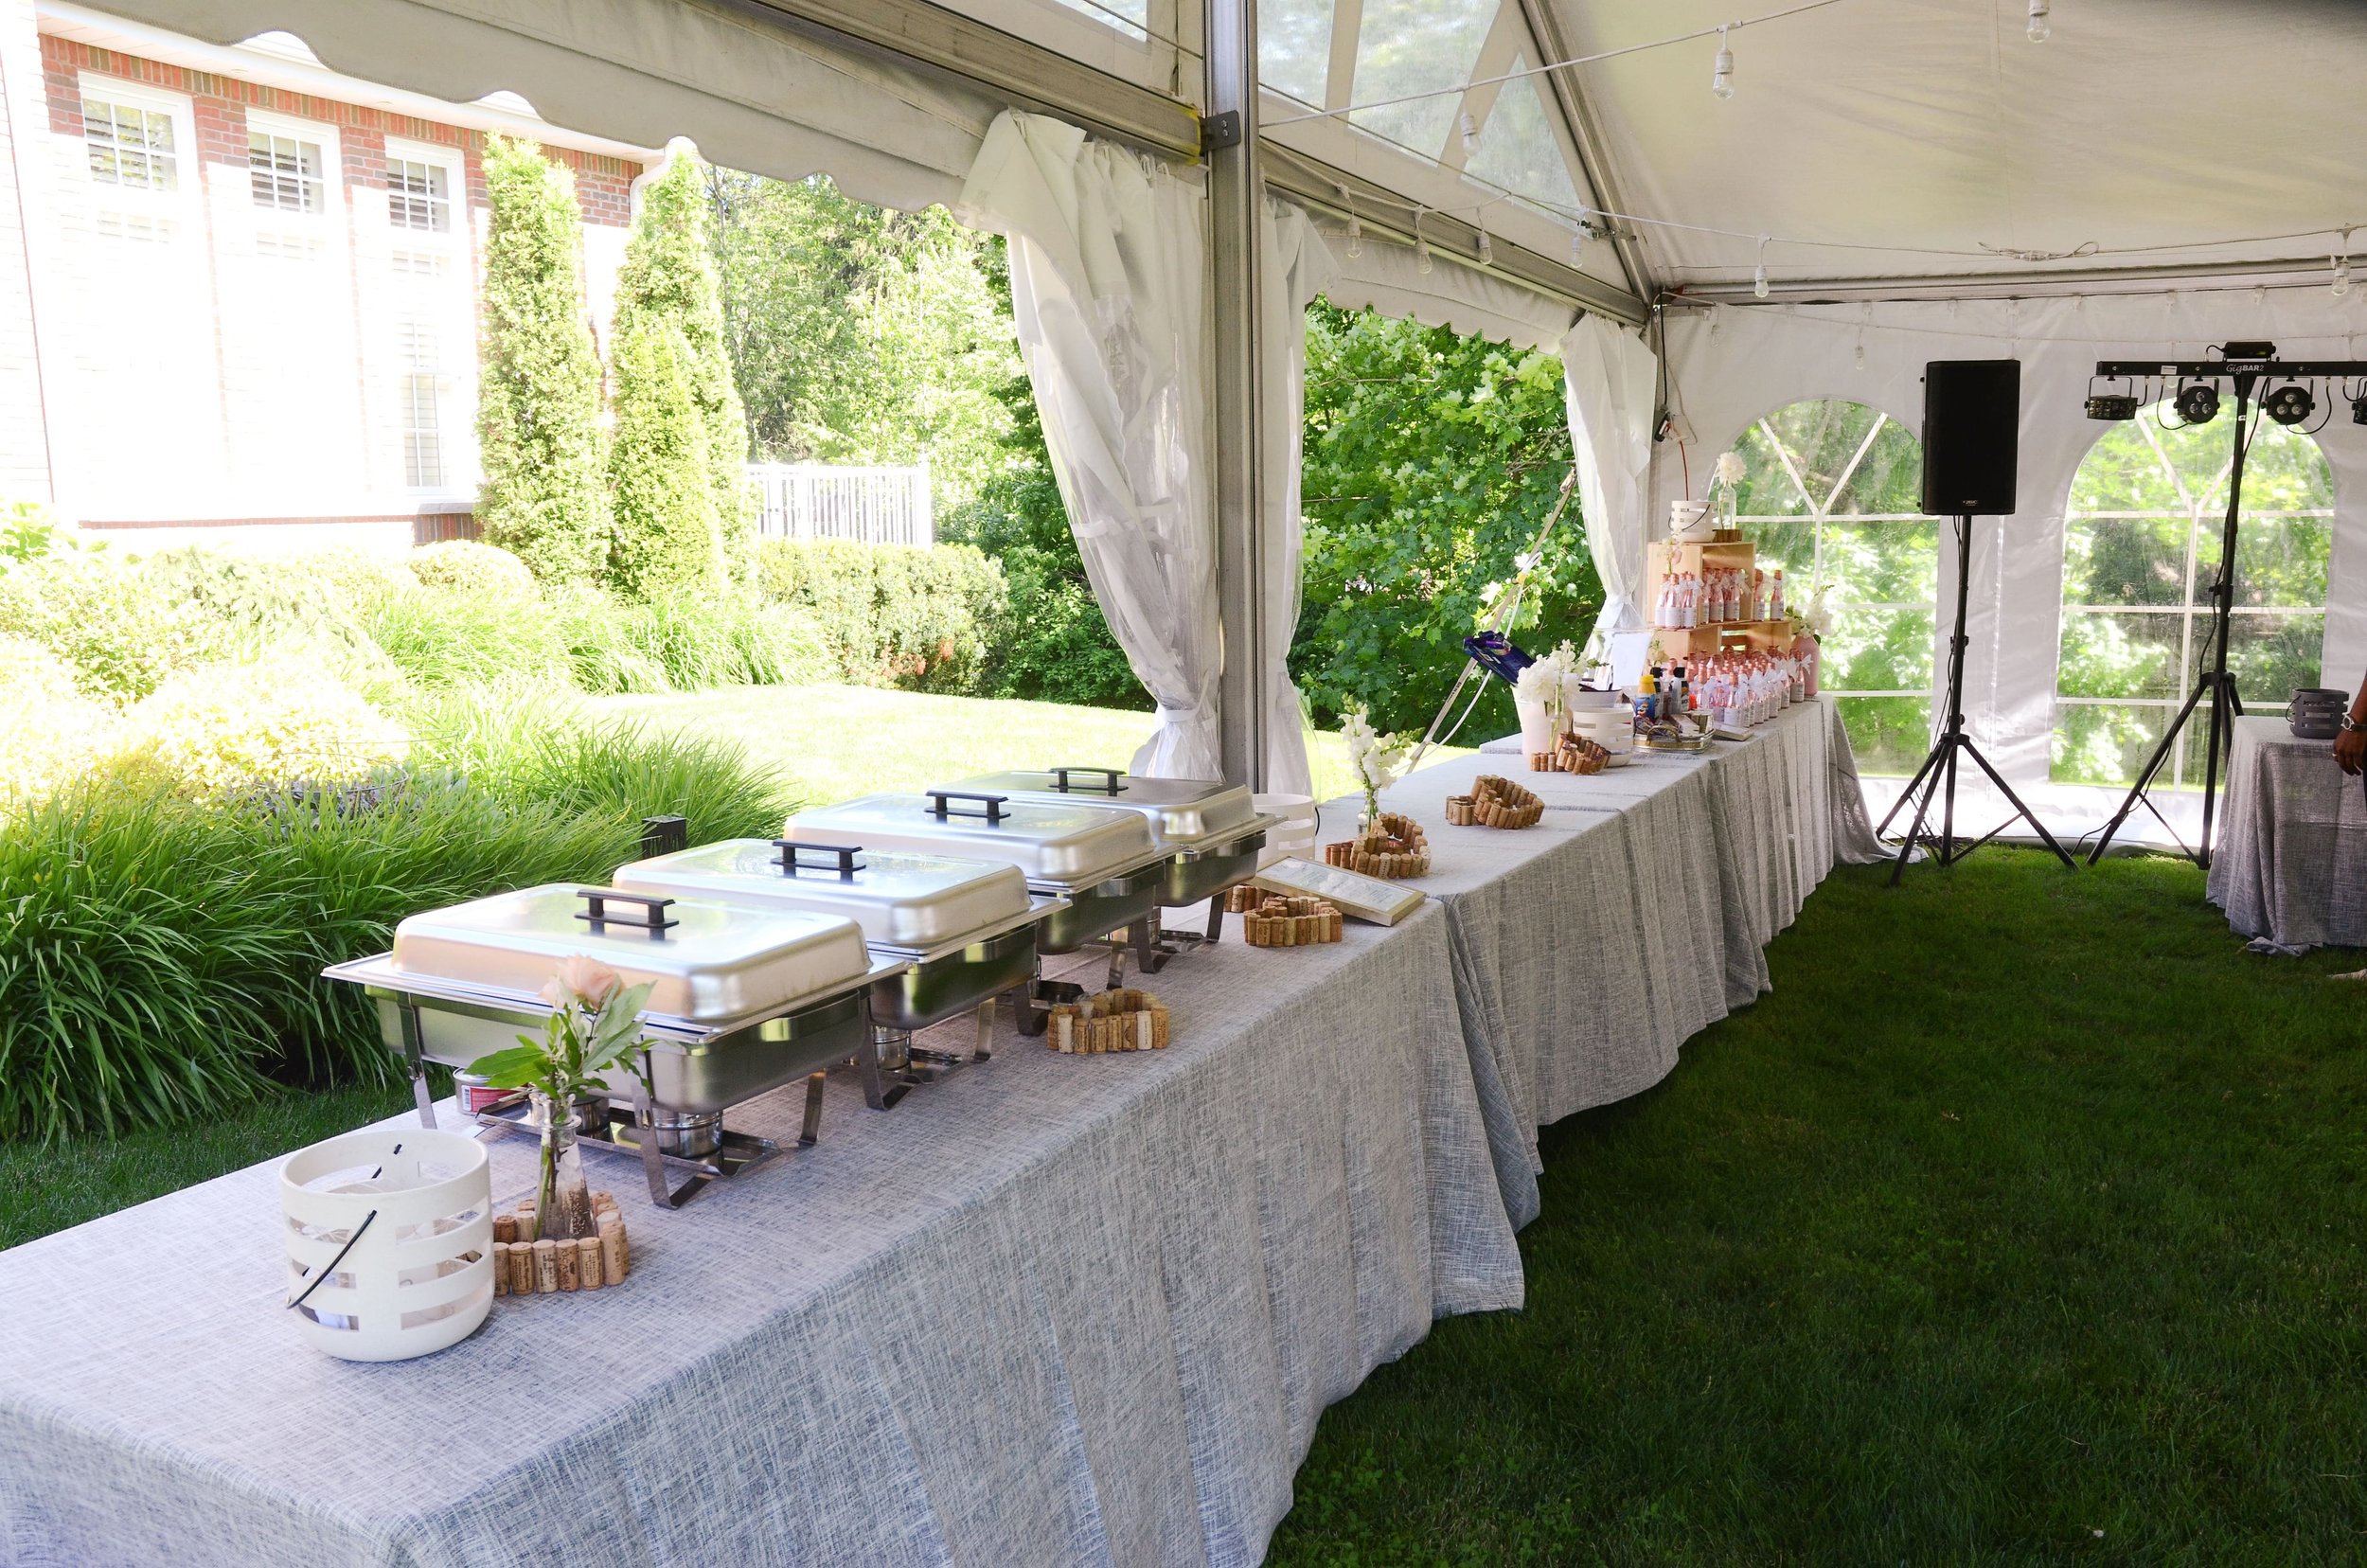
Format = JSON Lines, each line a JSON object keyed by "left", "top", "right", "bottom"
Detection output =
{"left": 1293, "top": 303, "right": 1599, "bottom": 736}
{"left": 610, "top": 147, "right": 752, "bottom": 589}
{"left": 704, "top": 169, "right": 1020, "bottom": 509}
{"left": 606, "top": 317, "right": 722, "bottom": 596}
{"left": 475, "top": 134, "right": 609, "bottom": 584}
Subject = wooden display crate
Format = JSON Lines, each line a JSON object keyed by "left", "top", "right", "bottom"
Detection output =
{"left": 1649, "top": 619, "right": 1794, "bottom": 661}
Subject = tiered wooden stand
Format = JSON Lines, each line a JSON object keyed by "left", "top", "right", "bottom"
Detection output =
{"left": 1646, "top": 539, "right": 1793, "bottom": 665}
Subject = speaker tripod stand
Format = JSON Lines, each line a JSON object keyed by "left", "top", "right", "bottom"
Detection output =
{"left": 1878, "top": 514, "right": 2077, "bottom": 882}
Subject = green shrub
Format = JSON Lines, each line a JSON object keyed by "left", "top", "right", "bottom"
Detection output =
{"left": 121, "top": 662, "right": 411, "bottom": 799}
{"left": 0, "top": 554, "right": 222, "bottom": 702}
{"left": 362, "top": 584, "right": 573, "bottom": 689}
{"left": 755, "top": 539, "right": 1006, "bottom": 693}
{"left": 0, "top": 706, "right": 794, "bottom": 1140}
{"left": 296, "top": 546, "right": 419, "bottom": 614}
{"left": 0, "top": 633, "right": 121, "bottom": 800}
{"left": 606, "top": 315, "right": 724, "bottom": 597}
{"left": 408, "top": 540, "right": 536, "bottom": 598}
{"left": 137, "top": 546, "right": 365, "bottom": 649}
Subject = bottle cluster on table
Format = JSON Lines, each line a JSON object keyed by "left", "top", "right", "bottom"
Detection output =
{"left": 1634, "top": 648, "right": 1807, "bottom": 732}
{"left": 1654, "top": 564, "right": 1785, "bottom": 630}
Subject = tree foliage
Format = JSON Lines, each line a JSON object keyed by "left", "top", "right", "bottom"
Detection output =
{"left": 1294, "top": 303, "right": 1599, "bottom": 737}
{"left": 475, "top": 134, "right": 609, "bottom": 584}
{"left": 704, "top": 170, "right": 1021, "bottom": 509}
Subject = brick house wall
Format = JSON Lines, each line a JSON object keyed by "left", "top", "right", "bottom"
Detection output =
{"left": 22, "top": 27, "right": 653, "bottom": 546}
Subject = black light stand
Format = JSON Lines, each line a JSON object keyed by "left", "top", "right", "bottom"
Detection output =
{"left": 1878, "top": 514, "right": 2078, "bottom": 881}
{"left": 2083, "top": 347, "right": 2367, "bottom": 867}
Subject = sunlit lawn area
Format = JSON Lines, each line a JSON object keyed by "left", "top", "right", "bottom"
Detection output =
{"left": 587, "top": 683, "right": 1472, "bottom": 812}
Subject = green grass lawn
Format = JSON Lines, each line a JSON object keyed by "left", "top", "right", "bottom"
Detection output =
{"left": 8, "top": 843, "right": 2365, "bottom": 1564}
{"left": 1267, "top": 849, "right": 2367, "bottom": 1566}
{"left": 585, "top": 684, "right": 1468, "bottom": 811}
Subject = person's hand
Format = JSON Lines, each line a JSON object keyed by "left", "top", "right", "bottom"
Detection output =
{"left": 2337, "top": 725, "right": 2366, "bottom": 775}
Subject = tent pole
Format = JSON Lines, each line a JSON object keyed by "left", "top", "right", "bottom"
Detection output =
{"left": 1206, "top": 0, "right": 1265, "bottom": 789}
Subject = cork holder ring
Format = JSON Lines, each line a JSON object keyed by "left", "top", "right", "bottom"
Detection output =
{"left": 489, "top": 1193, "right": 632, "bottom": 1300}
{"left": 280, "top": 1128, "right": 493, "bottom": 1363}
{"left": 1447, "top": 775, "right": 1543, "bottom": 829}
{"left": 1530, "top": 734, "right": 1611, "bottom": 775}
{"left": 1324, "top": 812, "right": 1431, "bottom": 880}
{"left": 1045, "top": 989, "right": 1170, "bottom": 1054}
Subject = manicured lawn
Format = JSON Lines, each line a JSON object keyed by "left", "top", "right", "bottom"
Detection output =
{"left": 1267, "top": 849, "right": 2367, "bottom": 1566}
{"left": 585, "top": 684, "right": 1469, "bottom": 811}
{"left": 9, "top": 839, "right": 2363, "bottom": 1565}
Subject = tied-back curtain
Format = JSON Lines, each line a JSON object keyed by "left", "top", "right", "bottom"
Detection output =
{"left": 1257, "top": 197, "right": 1338, "bottom": 798}
{"left": 958, "top": 113, "right": 1219, "bottom": 778}
{"left": 1561, "top": 314, "right": 1659, "bottom": 650}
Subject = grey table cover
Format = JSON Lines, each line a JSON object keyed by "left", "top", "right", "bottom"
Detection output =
{"left": 2207, "top": 714, "right": 2367, "bottom": 951}
{"left": 1364, "top": 699, "right": 1884, "bottom": 1224}
{"left": 0, "top": 906, "right": 1518, "bottom": 1568}
{"left": 0, "top": 699, "right": 1878, "bottom": 1567}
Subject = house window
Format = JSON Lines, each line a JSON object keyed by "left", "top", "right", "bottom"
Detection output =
{"left": 82, "top": 96, "right": 177, "bottom": 192}
{"left": 398, "top": 320, "right": 443, "bottom": 489}
{"left": 387, "top": 158, "right": 450, "bottom": 232}
{"left": 1730, "top": 399, "right": 1938, "bottom": 775}
{"left": 249, "top": 130, "right": 326, "bottom": 214}
{"left": 2053, "top": 404, "right": 2333, "bottom": 787}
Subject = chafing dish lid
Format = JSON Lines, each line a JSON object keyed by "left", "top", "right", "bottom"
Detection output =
{"left": 947, "top": 768, "right": 1259, "bottom": 847}
{"left": 388, "top": 882, "right": 872, "bottom": 1023}
{"left": 781, "top": 793, "right": 1158, "bottom": 887}
{"left": 614, "top": 840, "right": 1032, "bottom": 951}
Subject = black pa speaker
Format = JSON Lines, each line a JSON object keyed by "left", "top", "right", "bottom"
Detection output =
{"left": 1921, "top": 359, "right": 2020, "bottom": 516}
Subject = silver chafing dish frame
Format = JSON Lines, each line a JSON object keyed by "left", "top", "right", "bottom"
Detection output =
{"left": 323, "top": 936, "right": 909, "bottom": 1210}
{"left": 941, "top": 767, "right": 1285, "bottom": 973}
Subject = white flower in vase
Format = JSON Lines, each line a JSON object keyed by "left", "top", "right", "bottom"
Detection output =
{"left": 1342, "top": 705, "right": 1411, "bottom": 829}
{"left": 1709, "top": 449, "right": 1747, "bottom": 528}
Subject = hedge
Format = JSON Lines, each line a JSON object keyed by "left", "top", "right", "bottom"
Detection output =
{"left": 755, "top": 539, "right": 1008, "bottom": 694}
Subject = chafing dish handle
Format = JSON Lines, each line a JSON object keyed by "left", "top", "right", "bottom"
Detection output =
{"left": 772, "top": 839, "right": 864, "bottom": 879}
{"left": 1049, "top": 766, "right": 1124, "bottom": 794}
{"left": 575, "top": 888, "right": 679, "bottom": 935}
{"left": 640, "top": 815, "right": 689, "bottom": 858}
{"left": 924, "top": 790, "right": 1008, "bottom": 824}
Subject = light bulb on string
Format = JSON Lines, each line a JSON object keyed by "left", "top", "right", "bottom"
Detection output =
{"left": 1459, "top": 112, "right": 1481, "bottom": 159}
{"left": 2026, "top": 0, "right": 2050, "bottom": 43}
{"left": 1753, "top": 236, "right": 1771, "bottom": 299}
{"left": 1854, "top": 338, "right": 1866, "bottom": 372}
{"left": 2335, "top": 228, "right": 2354, "bottom": 298}
{"left": 1337, "top": 184, "right": 1361, "bottom": 259}
{"left": 1711, "top": 26, "right": 1735, "bottom": 99}
{"left": 1571, "top": 221, "right": 1587, "bottom": 270}
{"left": 1414, "top": 207, "right": 1433, "bottom": 275}
{"left": 1476, "top": 220, "right": 1494, "bottom": 267}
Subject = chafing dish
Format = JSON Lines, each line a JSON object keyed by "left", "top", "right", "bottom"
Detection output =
{"left": 325, "top": 882, "right": 904, "bottom": 1207}
{"left": 614, "top": 838, "right": 1069, "bottom": 1097}
{"left": 945, "top": 768, "right": 1281, "bottom": 970}
{"left": 781, "top": 791, "right": 1166, "bottom": 1030}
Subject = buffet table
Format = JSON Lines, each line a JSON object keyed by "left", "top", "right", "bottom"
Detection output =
{"left": 0, "top": 906, "right": 1517, "bottom": 1568}
{"left": 1363, "top": 699, "right": 1883, "bottom": 1224}
{"left": 0, "top": 699, "right": 1878, "bottom": 1568}
{"left": 2207, "top": 714, "right": 2367, "bottom": 951}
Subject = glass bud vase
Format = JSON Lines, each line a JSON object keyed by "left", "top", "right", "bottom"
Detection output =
{"left": 526, "top": 1087, "right": 598, "bottom": 1243}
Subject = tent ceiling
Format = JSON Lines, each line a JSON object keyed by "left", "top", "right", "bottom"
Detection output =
{"left": 1544, "top": 0, "right": 2367, "bottom": 295}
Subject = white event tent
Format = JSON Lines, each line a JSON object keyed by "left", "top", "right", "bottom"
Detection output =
{"left": 70, "top": 0, "right": 2367, "bottom": 811}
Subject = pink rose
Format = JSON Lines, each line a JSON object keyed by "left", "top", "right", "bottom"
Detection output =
{"left": 540, "top": 953, "right": 623, "bottom": 1010}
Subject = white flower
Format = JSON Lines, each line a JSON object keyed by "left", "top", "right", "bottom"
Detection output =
{"left": 540, "top": 954, "right": 623, "bottom": 1011}
{"left": 1713, "top": 450, "right": 1746, "bottom": 489}
{"left": 1342, "top": 704, "right": 1411, "bottom": 795}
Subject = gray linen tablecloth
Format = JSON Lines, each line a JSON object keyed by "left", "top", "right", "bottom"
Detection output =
{"left": 1368, "top": 699, "right": 1883, "bottom": 1223}
{"left": 0, "top": 904, "right": 1518, "bottom": 1568}
{"left": 2207, "top": 714, "right": 2367, "bottom": 951}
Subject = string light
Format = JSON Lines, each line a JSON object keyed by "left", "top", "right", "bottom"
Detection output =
{"left": 1753, "top": 236, "right": 1771, "bottom": 298}
{"left": 2026, "top": 0, "right": 2050, "bottom": 42}
{"left": 1571, "top": 217, "right": 1587, "bottom": 269}
{"left": 2335, "top": 228, "right": 2353, "bottom": 297}
{"left": 1854, "top": 337, "right": 1866, "bottom": 371}
{"left": 1711, "top": 26, "right": 1735, "bottom": 99}
{"left": 1414, "top": 206, "right": 1433, "bottom": 275}
{"left": 1338, "top": 184, "right": 1362, "bottom": 259}
{"left": 1477, "top": 220, "right": 1494, "bottom": 266}
{"left": 1458, "top": 111, "right": 1481, "bottom": 158}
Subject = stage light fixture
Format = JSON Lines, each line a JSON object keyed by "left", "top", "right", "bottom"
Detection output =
{"left": 2086, "top": 393, "right": 2140, "bottom": 420}
{"left": 2264, "top": 383, "right": 2316, "bottom": 426}
{"left": 2173, "top": 382, "right": 2220, "bottom": 425}
{"left": 2350, "top": 394, "right": 2367, "bottom": 425}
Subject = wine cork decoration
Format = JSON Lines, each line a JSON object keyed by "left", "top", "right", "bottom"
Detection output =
{"left": 1529, "top": 734, "right": 1611, "bottom": 775}
{"left": 1323, "top": 812, "right": 1430, "bottom": 879}
{"left": 1045, "top": 988, "right": 1170, "bottom": 1054}
{"left": 1452, "top": 775, "right": 1542, "bottom": 829}
{"left": 494, "top": 1191, "right": 632, "bottom": 1302}
{"left": 1240, "top": 894, "right": 1344, "bottom": 947}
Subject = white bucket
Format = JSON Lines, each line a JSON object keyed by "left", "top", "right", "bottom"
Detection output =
{"left": 280, "top": 1128, "right": 493, "bottom": 1362}
{"left": 1669, "top": 498, "right": 1717, "bottom": 543}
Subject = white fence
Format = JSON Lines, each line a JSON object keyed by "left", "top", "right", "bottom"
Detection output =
{"left": 748, "top": 460, "right": 934, "bottom": 546}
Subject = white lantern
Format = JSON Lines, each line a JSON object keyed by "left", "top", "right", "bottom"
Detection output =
{"left": 280, "top": 1127, "right": 494, "bottom": 1363}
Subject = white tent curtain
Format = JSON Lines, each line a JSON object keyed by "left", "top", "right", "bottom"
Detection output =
{"left": 1559, "top": 313, "right": 1658, "bottom": 652}
{"left": 1653, "top": 290, "right": 2367, "bottom": 787}
{"left": 958, "top": 111, "right": 1220, "bottom": 779}
{"left": 84, "top": 0, "right": 994, "bottom": 211}
{"left": 1256, "top": 196, "right": 1338, "bottom": 797}
{"left": 1324, "top": 235, "right": 1576, "bottom": 352}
